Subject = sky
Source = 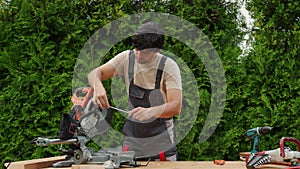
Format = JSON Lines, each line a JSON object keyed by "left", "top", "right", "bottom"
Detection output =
{"left": 238, "top": 0, "right": 255, "bottom": 57}
{"left": 225, "top": 0, "right": 255, "bottom": 58}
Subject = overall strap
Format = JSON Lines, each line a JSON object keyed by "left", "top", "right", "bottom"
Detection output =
{"left": 155, "top": 56, "right": 167, "bottom": 89}
{"left": 128, "top": 50, "right": 135, "bottom": 83}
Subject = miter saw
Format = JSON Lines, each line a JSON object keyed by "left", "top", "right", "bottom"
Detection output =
{"left": 242, "top": 126, "right": 300, "bottom": 169}
{"left": 34, "top": 87, "right": 149, "bottom": 169}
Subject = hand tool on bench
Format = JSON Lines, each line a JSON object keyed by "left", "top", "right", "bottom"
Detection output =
{"left": 243, "top": 126, "right": 300, "bottom": 169}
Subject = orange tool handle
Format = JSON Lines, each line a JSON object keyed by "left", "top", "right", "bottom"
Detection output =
{"left": 71, "top": 87, "right": 94, "bottom": 109}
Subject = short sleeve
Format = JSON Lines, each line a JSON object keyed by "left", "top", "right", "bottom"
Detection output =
{"left": 164, "top": 58, "right": 182, "bottom": 90}
{"left": 107, "top": 50, "right": 130, "bottom": 77}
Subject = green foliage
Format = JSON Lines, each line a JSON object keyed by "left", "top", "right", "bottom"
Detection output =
{"left": 235, "top": 0, "right": 300, "bottom": 154}
{"left": 6, "top": 0, "right": 300, "bottom": 166}
{"left": 0, "top": 0, "right": 93, "bottom": 165}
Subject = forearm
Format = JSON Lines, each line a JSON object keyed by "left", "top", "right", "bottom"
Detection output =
{"left": 152, "top": 99, "right": 182, "bottom": 118}
{"left": 87, "top": 67, "right": 110, "bottom": 109}
{"left": 128, "top": 90, "right": 182, "bottom": 121}
{"left": 88, "top": 68, "right": 103, "bottom": 89}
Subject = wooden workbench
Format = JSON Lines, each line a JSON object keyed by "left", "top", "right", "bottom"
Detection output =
{"left": 5, "top": 156, "right": 289, "bottom": 169}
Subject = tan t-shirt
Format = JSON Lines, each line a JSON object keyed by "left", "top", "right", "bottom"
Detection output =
{"left": 108, "top": 50, "right": 182, "bottom": 101}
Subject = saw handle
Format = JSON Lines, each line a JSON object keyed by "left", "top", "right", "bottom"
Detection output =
{"left": 71, "top": 87, "right": 94, "bottom": 109}
{"left": 71, "top": 87, "right": 94, "bottom": 120}
{"left": 280, "top": 137, "right": 300, "bottom": 158}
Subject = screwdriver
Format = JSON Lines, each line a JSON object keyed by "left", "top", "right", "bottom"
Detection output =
{"left": 110, "top": 106, "right": 129, "bottom": 114}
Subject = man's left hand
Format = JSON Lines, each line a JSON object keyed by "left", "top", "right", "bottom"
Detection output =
{"left": 128, "top": 107, "right": 160, "bottom": 121}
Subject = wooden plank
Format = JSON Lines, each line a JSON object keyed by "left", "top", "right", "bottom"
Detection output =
{"left": 5, "top": 156, "right": 66, "bottom": 169}
{"left": 6, "top": 156, "right": 292, "bottom": 169}
{"left": 56, "top": 161, "right": 290, "bottom": 169}
{"left": 70, "top": 161, "right": 290, "bottom": 169}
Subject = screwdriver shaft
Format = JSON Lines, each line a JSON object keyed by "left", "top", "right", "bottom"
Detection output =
{"left": 110, "top": 106, "right": 129, "bottom": 114}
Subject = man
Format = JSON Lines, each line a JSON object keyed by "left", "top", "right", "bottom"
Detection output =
{"left": 88, "top": 22, "right": 182, "bottom": 161}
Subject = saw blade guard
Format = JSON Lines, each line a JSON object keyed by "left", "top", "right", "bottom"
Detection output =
{"left": 79, "top": 99, "right": 113, "bottom": 138}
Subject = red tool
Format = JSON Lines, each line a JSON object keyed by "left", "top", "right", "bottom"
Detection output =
{"left": 71, "top": 87, "right": 94, "bottom": 121}
{"left": 213, "top": 160, "right": 225, "bottom": 165}
{"left": 280, "top": 137, "right": 300, "bottom": 158}
{"left": 280, "top": 137, "right": 300, "bottom": 169}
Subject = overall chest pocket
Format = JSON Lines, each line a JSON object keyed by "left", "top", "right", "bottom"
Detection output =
{"left": 129, "top": 84, "right": 147, "bottom": 99}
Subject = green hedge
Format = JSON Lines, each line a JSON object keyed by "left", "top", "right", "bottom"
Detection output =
{"left": 1, "top": 0, "right": 299, "bottom": 166}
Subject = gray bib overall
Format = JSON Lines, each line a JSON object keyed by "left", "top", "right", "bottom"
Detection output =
{"left": 122, "top": 50, "right": 177, "bottom": 160}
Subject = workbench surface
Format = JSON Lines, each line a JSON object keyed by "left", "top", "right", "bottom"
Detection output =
{"left": 6, "top": 156, "right": 289, "bottom": 169}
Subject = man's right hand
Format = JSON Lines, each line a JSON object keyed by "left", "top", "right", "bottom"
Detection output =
{"left": 88, "top": 62, "right": 116, "bottom": 110}
{"left": 93, "top": 87, "right": 110, "bottom": 110}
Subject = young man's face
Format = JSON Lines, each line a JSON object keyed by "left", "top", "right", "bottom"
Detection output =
{"left": 134, "top": 49, "right": 158, "bottom": 64}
